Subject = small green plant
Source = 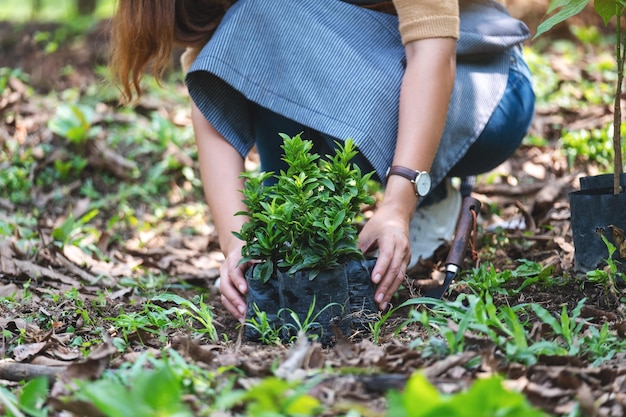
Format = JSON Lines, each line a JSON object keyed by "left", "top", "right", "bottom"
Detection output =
{"left": 528, "top": 298, "right": 587, "bottom": 356}
{"left": 51, "top": 208, "right": 99, "bottom": 249}
{"left": 244, "top": 304, "right": 283, "bottom": 345}
{"left": 0, "top": 377, "right": 49, "bottom": 417}
{"left": 237, "top": 376, "right": 322, "bottom": 416}
{"left": 278, "top": 297, "right": 343, "bottom": 343}
{"left": 387, "top": 372, "right": 548, "bottom": 417}
{"left": 151, "top": 293, "right": 218, "bottom": 342}
{"left": 234, "top": 133, "right": 374, "bottom": 282}
{"left": 586, "top": 233, "right": 625, "bottom": 295}
{"left": 48, "top": 103, "right": 102, "bottom": 146}
{"left": 107, "top": 293, "right": 218, "bottom": 348}
{"left": 536, "top": 0, "right": 625, "bottom": 194}
{"left": 76, "top": 358, "right": 194, "bottom": 417}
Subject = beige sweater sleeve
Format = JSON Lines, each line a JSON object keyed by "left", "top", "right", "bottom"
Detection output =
{"left": 392, "top": 0, "right": 460, "bottom": 45}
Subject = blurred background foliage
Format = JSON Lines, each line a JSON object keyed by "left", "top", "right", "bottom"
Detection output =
{"left": 0, "top": 0, "right": 114, "bottom": 21}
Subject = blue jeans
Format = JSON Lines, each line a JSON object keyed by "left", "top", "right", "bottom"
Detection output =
{"left": 252, "top": 47, "right": 535, "bottom": 188}
{"left": 449, "top": 47, "right": 535, "bottom": 178}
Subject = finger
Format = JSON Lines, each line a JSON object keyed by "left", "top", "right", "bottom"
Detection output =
{"left": 221, "top": 293, "right": 245, "bottom": 322}
{"left": 219, "top": 268, "right": 247, "bottom": 320}
{"left": 231, "top": 266, "right": 248, "bottom": 295}
{"left": 375, "top": 244, "right": 409, "bottom": 310}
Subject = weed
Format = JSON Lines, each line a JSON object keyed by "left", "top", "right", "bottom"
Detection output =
{"left": 278, "top": 297, "right": 342, "bottom": 343}
{"left": 561, "top": 124, "right": 616, "bottom": 171}
{"left": 48, "top": 103, "right": 101, "bottom": 146}
{"left": 238, "top": 376, "right": 323, "bottom": 416}
{"left": 51, "top": 208, "right": 100, "bottom": 250}
{"left": 528, "top": 299, "right": 587, "bottom": 356}
{"left": 151, "top": 293, "right": 218, "bottom": 342}
{"left": 586, "top": 234, "right": 625, "bottom": 299}
{"left": 76, "top": 355, "right": 194, "bottom": 417}
{"left": 367, "top": 305, "right": 398, "bottom": 345}
{"left": 387, "top": 372, "right": 548, "bottom": 416}
{"left": 244, "top": 304, "right": 283, "bottom": 345}
{"left": 0, "top": 377, "right": 49, "bottom": 417}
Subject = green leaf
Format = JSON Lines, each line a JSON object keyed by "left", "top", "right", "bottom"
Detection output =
{"left": 135, "top": 366, "right": 190, "bottom": 414}
{"left": 594, "top": 0, "right": 620, "bottom": 24}
{"left": 255, "top": 261, "right": 274, "bottom": 283}
{"left": 535, "top": 0, "right": 591, "bottom": 38}
{"left": 18, "top": 378, "right": 48, "bottom": 417}
{"left": 403, "top": 373, "right": 441, "bottom": 416}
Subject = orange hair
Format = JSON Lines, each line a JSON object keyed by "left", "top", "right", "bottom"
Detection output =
{"left": 110, "top": 0, "right": 231, "bottom": 104}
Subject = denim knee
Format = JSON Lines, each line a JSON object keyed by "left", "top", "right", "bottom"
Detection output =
{"left": 449, "top": 49, "right": 536, "bottom": 178}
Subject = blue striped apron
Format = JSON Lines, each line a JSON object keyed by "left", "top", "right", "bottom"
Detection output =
{"left": 186, "top": 0, "right": 530, "bottom": 186}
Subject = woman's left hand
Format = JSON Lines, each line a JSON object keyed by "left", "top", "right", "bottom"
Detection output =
{"left": 358, "top": 203, "right": 412, "bottom": 311}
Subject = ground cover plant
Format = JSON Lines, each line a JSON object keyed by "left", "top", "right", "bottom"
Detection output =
{"left": 1, "top": 1, "right": 626, "bottom": 416}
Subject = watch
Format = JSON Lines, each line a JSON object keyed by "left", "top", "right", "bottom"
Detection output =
{"left": 386, "top": 165, "right": 431, "bottom": 197}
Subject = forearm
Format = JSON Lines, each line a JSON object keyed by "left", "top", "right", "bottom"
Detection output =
{"left": 382, "top": 37, "right": 457, "bottom": 220}
{"left": 191, "top": 104, "right": 247, "bottom": 255}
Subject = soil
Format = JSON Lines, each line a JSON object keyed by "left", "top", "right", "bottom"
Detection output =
{"left": 1, "top": 5, "right": 626, "bottom": 417}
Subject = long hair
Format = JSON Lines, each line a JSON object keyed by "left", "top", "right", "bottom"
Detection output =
{"left": 110, "top": 0, "right": 231, "bottom": 104}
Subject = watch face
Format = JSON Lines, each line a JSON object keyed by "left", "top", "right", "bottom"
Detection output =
{"left": 415, "top": 173, "right": 431, "bottom": 196}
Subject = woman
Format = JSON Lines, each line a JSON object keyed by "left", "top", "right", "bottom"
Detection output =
{"left": 110, "top": 0, "right": 535, "bottom": 322}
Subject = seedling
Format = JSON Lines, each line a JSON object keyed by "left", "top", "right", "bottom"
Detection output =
{"left": 244, "top": 304, "right": 283, "bottom": 345}
{"left": 48, "top": 103, "right": 101, "bottom": 146}
{"left": 51, "top": 208, "right": 99, "bottom": 249}
{"left": 387, "top": 372, "right": 548, "bottom": 417}
{"left": 278, "top": 297, "right": 344, "bottom": 343}
{"left": 0, "top": 378, "right": 49, "bottom": 417}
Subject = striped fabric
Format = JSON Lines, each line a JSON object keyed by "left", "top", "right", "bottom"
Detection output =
{"left": 186, "top": 0, "right": 530, "bottom": 187}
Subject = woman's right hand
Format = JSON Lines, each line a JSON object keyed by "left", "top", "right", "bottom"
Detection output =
{"left": 219, "top": 244, "right": 249, "bottom": 322}
{"left": 192, "top": 103, "right": 249, "bottom": 322}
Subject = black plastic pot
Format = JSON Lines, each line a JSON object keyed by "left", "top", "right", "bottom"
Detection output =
{"left": 345, "top": 258, "right": 378, "bottom": 331}
{"left": 569, "top": 173, "right": 626, "bottom": 272}
{"left": 244, "top": 264, "right": 281, "bottom": 342}
{"left": 245, "top": 258, "right": 378, "bottom": 346}
{"left": 277, "top": 266, "right": 350, "bottom": 346}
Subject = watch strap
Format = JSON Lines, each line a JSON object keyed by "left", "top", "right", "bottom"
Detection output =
{"left": 387, "top": 165, "right": 418, "bottom": 182}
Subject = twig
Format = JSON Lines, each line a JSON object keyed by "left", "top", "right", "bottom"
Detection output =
{"left": 422, "top": 351, "right": 478, "bottom": 379}
{"left": 0, "top": 361, "right": 65, "bottom": 382}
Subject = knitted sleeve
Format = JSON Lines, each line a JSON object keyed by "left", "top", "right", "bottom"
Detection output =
{"left": 392, "top": 0, "right": 459, "bottom": 44}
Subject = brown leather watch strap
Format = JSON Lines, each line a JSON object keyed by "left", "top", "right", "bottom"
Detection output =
{"left": 387, "top": 165, "right": 417, "bottom": 182}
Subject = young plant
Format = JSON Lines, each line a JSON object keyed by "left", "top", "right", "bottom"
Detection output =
{"left": 237, "top": 376, "right": 322, "bottom": 416}
{"left": 0, "top": 377, "right": 49, "bottom": 417}
{"left": 234, "top": 133, "right": 375, "bottom": 282}
{"left": 278, "top": 297, "right": 344, "bottom": 343}
{"left": 387, "top": 372, "right": 548, "bottom": 417}
{"left": 76, "top": 357, "right": 194, "bottom": 417}
{"left": 151, "top": 294, "right": 218, "bottom": 342}
{"left": 244, "top": 304, "right": 283, "bottom": 345}
{"left": 51, "top": 208, "right": 99, "bottom": 249}
{"left": 586, "top": 233, "right": 625, "bottom": 297}
{"left": 48, "top": 103, "right": 102, "bottom": 146}
{"left": 536, "top": 0, "right": 625, "bottom": 194}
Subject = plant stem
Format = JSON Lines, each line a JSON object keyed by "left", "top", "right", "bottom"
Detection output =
{"left": 614, "top": 7, "right": 625, "bottom": 195}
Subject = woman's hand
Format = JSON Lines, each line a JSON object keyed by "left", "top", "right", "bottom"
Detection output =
{"left": 219, "top": 244, "right": 248, "bottom": 322}
{"left": 358, "top": 199, "right": 412, "bottom": 311}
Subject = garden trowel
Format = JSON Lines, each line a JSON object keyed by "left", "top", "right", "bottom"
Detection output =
{"left": 423, "top": 195, "right": 481, "bottom": 299}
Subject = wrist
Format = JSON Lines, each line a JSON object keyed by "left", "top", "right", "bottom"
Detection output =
{"left": 380, "top": 176, "right": 419, "bottom": 222}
